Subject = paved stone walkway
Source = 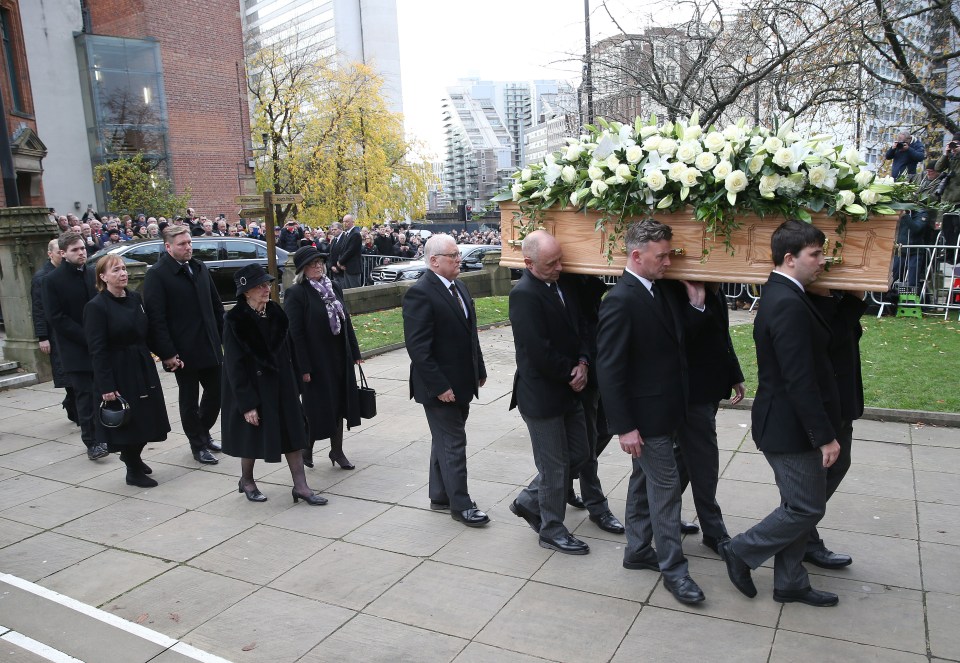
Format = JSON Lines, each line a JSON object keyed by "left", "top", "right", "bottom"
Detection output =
{"left": 0, "top": 326, "right": 957, "bottom": 662}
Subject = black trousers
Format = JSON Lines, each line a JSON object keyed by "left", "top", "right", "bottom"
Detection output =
{"left": 574, "top": 383, "right": 612, "bottom": 517}
{"left": 174, "top": 365, "right": 221, "bottom": 449}
{"left": 674, "top": 401, "right": 728, "bottom": 539}
{"left": 65, "top": 371, "right": 100, "bottom": 448}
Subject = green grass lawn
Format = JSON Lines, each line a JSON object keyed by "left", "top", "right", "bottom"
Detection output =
{"left": 730, "top": 315, "right": 960, "bottom": 413}
{"left": 353, "top": 296, "right": 510, "bottom": 352}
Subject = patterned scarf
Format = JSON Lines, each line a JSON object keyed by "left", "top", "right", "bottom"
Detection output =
{"left": 309, "top": 277, "right": 345, "bottom": 335}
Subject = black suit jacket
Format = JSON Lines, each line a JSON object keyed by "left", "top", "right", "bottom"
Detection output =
{"left": 686, "top": 285, "right": 745, "bottom": 404}
{"left": 808, "top": 292, "right": 866, "bottom": 422}
{"left": 41, "top": 260, "right": 97, "bottom": 373}
{"left": 508, "top": 269, "right": 588, "bottom": 418}
{"left": 143, "top": 251, "right": 225, "bottom": 370}
{"left": 596, "top": 273, "right": 702, "bottom": 438}
{"left": 751, "top": 272, "right": 841, "bottom": 453}
{"left": 338, "top": 227, "right": 363, "bottom": 275}
{"left": 402, "top": 270, "right": 486, "bottom": 404}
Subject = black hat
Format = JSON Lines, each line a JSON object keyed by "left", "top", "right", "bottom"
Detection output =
{"left": 293, "top": 245, "right": 325, "bottom": 273}
{"left": 234, "top": 264, "right": 275, "bottom": 297}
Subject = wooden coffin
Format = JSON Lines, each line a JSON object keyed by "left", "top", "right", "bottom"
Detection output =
{"left": 499, "top": 202, "right": 897, "bottom": 291}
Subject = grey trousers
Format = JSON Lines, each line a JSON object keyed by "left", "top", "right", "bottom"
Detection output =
{"left": 343, "top": 271, "right": 363, "bottom": 289}
{"left": 730, "top": 449, "right": 827, "bottom": 591}
{"left": 623, "top": 432, "right": 688, "bottom": 581}
{"left": 808, "top": 419, "right": 853, "bottom": 552}
{"left": 675, "top": 401, "right": 728, "bottom": 540}
{"left": 517, "top": 403, "right": 590, "bottom": 540}
{"left": 423, "top": 401, "right": 473, "bottom": 511}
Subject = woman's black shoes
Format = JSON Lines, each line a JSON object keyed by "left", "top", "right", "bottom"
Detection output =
{"left": 329, "top": 451, "right": 355, "bottom": 470}
{"left": 292, "top": 487, "right": 328, "bottom": 505}
{"left": 238, "top": 479, "right": 267, "bottom": 502}
{"left": 126, "top": 471, "right": 158, "bottom": 488}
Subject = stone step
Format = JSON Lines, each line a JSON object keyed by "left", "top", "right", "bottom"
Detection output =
{"left": 0, "top": 372, "right": 37, "bottom": 391}
{"left": 0, "top": 360, "right": 18, "bottom": 373}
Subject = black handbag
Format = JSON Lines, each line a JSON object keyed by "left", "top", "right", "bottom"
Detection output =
{"left": 356, "top": 365, "right": 377, "bottom": 419}
{"left": 99, "top": 395, "right": 132, "bottom": 429}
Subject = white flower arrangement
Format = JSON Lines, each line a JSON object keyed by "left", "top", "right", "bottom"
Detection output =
{"left": 494, "top": 113, "right": 918, "bottom": 254}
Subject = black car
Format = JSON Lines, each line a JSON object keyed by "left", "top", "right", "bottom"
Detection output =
{"left": 89, "top": 237, "right": 289, "bottom": 304}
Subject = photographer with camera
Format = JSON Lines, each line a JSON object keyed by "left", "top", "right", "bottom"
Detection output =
{"left": 885, "top": 132, "right": 925, "bottom": 179}
{"left": 934, "top": 139, "right": 960, "bottom": 264}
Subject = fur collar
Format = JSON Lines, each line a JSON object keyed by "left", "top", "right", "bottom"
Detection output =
{"left": 225, "top": 299, "right": 288, "bottom": 369}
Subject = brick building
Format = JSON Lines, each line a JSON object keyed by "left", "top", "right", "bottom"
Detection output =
{"left": 82, "top": 0, "right": 252, "bottom": 218}
{"left": 0, "top": 0, "right": 45, "bottom": 207}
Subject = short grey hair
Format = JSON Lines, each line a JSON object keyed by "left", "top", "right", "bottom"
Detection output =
{"left": 424, "top": 234, "right": 455, "bottom": 260}
{"left": 624, "top": 219, "right": 673, "bottom": 253}
{"left": 329, "top": 222, "right": 342, "bottom": 231}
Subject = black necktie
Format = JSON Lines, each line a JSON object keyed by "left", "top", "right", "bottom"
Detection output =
{"left": 449, "top": 283, "right": 467, "bottom": 317}
{"left": 553, "top": 283, "right": 565, "bottom": 307}
{"left": 651, "top": 282, "right": 666, "bottom": 313}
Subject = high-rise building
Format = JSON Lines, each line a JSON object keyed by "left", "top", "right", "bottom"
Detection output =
{"left": 241, "top": 0, "right": 403, "bottom": 117}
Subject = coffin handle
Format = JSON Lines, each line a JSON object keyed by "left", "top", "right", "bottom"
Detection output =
{"left": 671, "top": 247, "right": 685, "bottom": 256}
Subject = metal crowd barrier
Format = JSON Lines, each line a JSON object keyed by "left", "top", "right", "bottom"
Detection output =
{"left": 869, "top": 230, "right": 960, "bottom": 320}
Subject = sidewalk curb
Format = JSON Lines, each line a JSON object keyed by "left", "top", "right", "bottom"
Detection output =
{"left": 727, "top": 398, "right": 960, "bottom": 428}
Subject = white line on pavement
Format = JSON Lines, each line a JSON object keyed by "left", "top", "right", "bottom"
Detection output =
{"left": 1, "top": 628, "right": 85, "bottom": 663}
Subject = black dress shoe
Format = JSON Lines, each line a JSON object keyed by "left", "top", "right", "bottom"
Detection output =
{"left": 622, "top": 552, "right": 659, "bottom": 571}
{"left": 429, "top": 501, "right": 450, "bottom": 511}
{"left": 292, "top": 488, "right": 328, "bottom": 505}
{"left": 663, "top": 574, "right": 705, "bottom": 604}
{"left": 589, "top": 511, "right": 625, "bottom": 534}
{"left": 773, "top": 586, "right": 839, "bottom": 607}
{"left": 509, "top": 499, "right": 541, "bottom": 533}
{"left": 139, "top": 460, "right": 153, "bottom": 475}
{"left": 452, "top": 507, "right": 490, "bottom": 527}
{"left": 125, "top": 471, "right": 158, "bottom": 488}
{"left": 803, "top": 548, "right": 852, "bottom": 569}
{"left": 702, "top": 534, "right": 731, "bottom": 555}
{"left": 566, "top": 490, "right": 586, "bottom": 510}
{"left": 539, "top": 533, "right": 590, "bottom": 555}
{"left": 718, "top": 539, "right": 757, "bottom": 598}
{"left": 87, "top": 443, "right": 109, "bottom": 460}
{"left": 238, "top": 479, "right": 267, "bottom": 502}
{"left": 680, "top": 520, "right": 700, "bottom": 534}
{"left": 205, "top": 435, "right": 222, "bottom": 452}
{"left": 192, "top": 448, "right": 219, "bottom": 465}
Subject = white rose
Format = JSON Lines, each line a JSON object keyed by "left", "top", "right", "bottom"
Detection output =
{"left": 748, "top": 154, "right": 766, "bottom": 174}
{"left": 724, "top": 170, "right": 748, "bottom": 193}
{"left": 836, "top": 190, "right": 855, "bottom": 207}
{"left": 680, "top": 167, "right": 701, "bottom": 188}
{"left": 565, "top": 143, "right": 584, "bottom": 161}
{"left": 695, "top": 151, "right": 717, "bottom": 172}
{"left": 763, "top": 136, "right": 783, "bottom": 153}
{"left": 639, "top": 125, "right": 660, "bottom": 138}
{"left": 644, "top": 171, "right": 667, "bottom": 191}
{"left": 713, "top": 160, "right": 733, "bottom": 179}
{"left": 859, "top": 189, "right": 878, "bottom": 205}
{"left": 615, "top": 163, "right": 633, "bottom": 180}
{"left": 658, "top": 138, "right": 678, "bottom": 156}
{"left": 570, "top": 190, "right": 580, "bottom": 206}
{"left": 561, "top": 165, "right": 577, "bottom": 184}
{"left": 842, "top": 147, "right": 863, "bottom": 165}
{"left": 588, "top": 164, "right": 604, "bottom": 181}
{"left": 521, "top": 168, "right": 532, "bottom": 181}
{"left": 685, "top": 125, "right": 702, "bottom": 140}
{"left": 808, "top": 165, "right": 828, "bottom": 189}
{"left": 759, "top": 174, "right": 780, "bottom": 196}
{"left": 772, "top": 147, "right": 794, "bottom": 168}
{"left": 854, "top": 169, "right": 874, "bottom": 188}
{"left": 723, "top": 125, "right": 744, "bottom": 141}
{"left": 590, "top": 180, "right": 609, "bottom": 197}
{"left": 668, "top": 161, "right": 688, "bottom": 182}
{"left": 605, "top": 154, "right": 620, "bottom": 171}
{"left": 625, "top": 145, "right": 643, "bottom": 164}
{"left": 642, "top": 135, "right": 662, "bottom": 152}
{"left": 676, "top": 140, "right": 702, "bottom": 164}
{"left": 703, "top": 131, "right": 727, "bottom": 153}
{"left": 875, "top": 175, "right": 895, "bottom": 185}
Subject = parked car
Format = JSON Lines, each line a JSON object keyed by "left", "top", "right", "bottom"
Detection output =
{"left": 369, "top": 244, "right": 504, "bottom": 283}
{"left": 89, "top": 237, "right": 289, "bottom": 304}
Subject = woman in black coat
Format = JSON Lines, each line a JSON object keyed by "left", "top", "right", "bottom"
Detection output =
{"left": 84, "top": 255, "right": 171, "bottom": 487}
{"left": 285, "top": 246, "right": 362, "bottom": 469}
{"left": 221, "top": 264, "right": 327, "bottom": 505}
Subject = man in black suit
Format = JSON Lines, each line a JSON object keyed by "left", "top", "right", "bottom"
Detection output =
{"left": 336, "top": 214, "right": 364, "bottom": 288}
{"left": 32, "top": 238, "right": 78, "bottom": 425}
{"left": 596, "top": 220, "right": 708, "bottom": 604}
{"left": 327, "top": 222, "right": 344, "bottom": 284}
{"left": 41, "top": 232, "right": 106, "bottom": 460}
{"left": 675, "top": 282, "right": 745, "bottom": 554}
{"left": 802, "top": 286, "right": 866, "bottom": 569}
{"left": 143, "top": 225, "right": 225, "bottom": 464}
{"left": 719, "top": 219, "right": 842, "bottom": 608}
{"left": 508, "top": 231, "right": 594, "bottom": 555}
{"left": 402, "top": 234, "right": 489, "bottom": 527}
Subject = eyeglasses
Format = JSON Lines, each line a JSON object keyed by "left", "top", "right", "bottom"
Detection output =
{"left": 435, "top": 253, "right": 460, "bottom": 259}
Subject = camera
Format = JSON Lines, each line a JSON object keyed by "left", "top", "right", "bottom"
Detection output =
{"left": 950, "top": 141, "right": 959, "bottom": 150}
{"left": 896, "top": 141, "right": 906, "bottom": 148}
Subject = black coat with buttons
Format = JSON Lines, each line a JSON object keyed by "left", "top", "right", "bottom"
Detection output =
{"left": 220, "top": 298, "right": 308, "bottom": 461}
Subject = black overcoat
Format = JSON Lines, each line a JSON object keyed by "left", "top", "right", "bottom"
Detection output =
{"left": 41, "top": 260, "right": 97, "bottom": 373}
{"left": 221, "top": 299, "right": 308, "bottom": 461}
{"left": 31, "top": 260, "right": 67, "bottom": 387}
{"left": 143, "top": 251, "right": 224, "bottom": 369}
{"left": 83, "top": 290, "right": 170, "bottom": 448}
{"left": 685, "top": 285, "right": 745, "bottom": 405}
{"left": 284, "top": 280, "right": 361, "bottom": 440}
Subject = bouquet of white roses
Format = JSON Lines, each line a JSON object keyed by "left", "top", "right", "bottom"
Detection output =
{"left": 494, "top": 113, "right": 916, "bottom": 249}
